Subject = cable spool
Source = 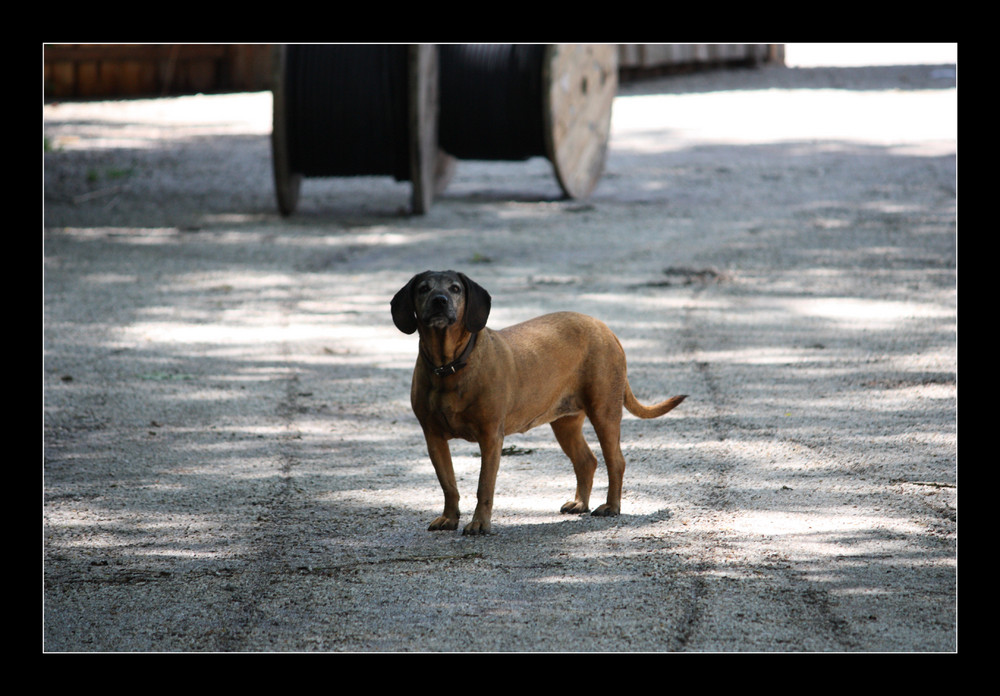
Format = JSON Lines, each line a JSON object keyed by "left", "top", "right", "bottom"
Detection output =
{"left": 271, "top": 44, "right": 440, "bottom": 215}
{"left": 438, "top": 44, "right": 617, "bottom": 199}
{"left": 439, "top": 44, "right": 547, "bottom": 161}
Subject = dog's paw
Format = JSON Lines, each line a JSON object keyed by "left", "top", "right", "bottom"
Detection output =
{"left": 591, "top": 504, "right": 620, "bottom": 517}
{"left": 462, "top": 519, "right": 492, "bottom": 535}
{"left": 428, "top": 515, "right": 459, "bottom": 531}
{"left": 560, "top": 500, "right": 590, "bottom": 514}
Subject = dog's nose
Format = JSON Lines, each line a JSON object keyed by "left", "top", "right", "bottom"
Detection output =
{"left": 430, "top": 293, "right": 449, "bottom": 308}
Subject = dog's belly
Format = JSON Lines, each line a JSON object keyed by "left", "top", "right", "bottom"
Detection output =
{"left": 506, "top": 392, "right": 583, "bottom": 434}
{"left": 429, "top": 392, "right": 582, "bottom": 440}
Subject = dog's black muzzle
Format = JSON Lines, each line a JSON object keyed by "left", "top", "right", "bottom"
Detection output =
{"left": 422, "top": 293, "right": 457, "bottom": 327}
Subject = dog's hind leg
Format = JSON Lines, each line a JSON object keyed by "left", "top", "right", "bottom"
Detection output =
{"left": 552, "top": 414, "right": 599, "bottom": 514}
{"left": 587, "top": 408, "right": 627, "bottom": 517}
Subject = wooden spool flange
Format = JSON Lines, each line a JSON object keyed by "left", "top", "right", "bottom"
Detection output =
{"left": 270, "top": 44, "right": 442, "bottom": 216}
{"left": 406, "top": 44, "right": 440, "bottom": 215}
{"left": 542, "top": 44, "right": 618, "bottom": 200}
{"left": 270, "top": 44, "right": 299, "bottom": 216}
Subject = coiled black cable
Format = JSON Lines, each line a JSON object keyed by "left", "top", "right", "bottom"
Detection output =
{"left": 438, "top": 44, "right": 547, "bottom": 161}
{"left": 284, "top": 44, "right": 411, "bottom": 180}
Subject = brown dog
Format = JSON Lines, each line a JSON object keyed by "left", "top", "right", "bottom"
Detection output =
{"left": 391, "top": 270, "right": 686, "bottom": 535}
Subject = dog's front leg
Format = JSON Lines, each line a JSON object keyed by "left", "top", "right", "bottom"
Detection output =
{"left": 464, "top": 433, "right": 503, "bottom": 535}
{"left": 425, "top": 432, "right": 461, "bottom": 531}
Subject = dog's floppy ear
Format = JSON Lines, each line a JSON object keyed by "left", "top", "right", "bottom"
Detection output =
{"left": 390, "top": 273, "right": 423, "bottom": 334}
{"left": 458, "top": 272, "right": 491, "bottom": 333}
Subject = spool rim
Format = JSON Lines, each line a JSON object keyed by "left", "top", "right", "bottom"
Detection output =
{"left": 542, "top": 44, "right": 618, "bottom": 200}
{"left": 271, "top": 44, "right": 301, "bottom": 216}
{"left": 407, "top": 44, "right": 438, "bottom": 215}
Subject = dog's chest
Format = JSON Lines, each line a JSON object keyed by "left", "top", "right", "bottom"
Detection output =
{"left": 417, "top": 383, "right": 485, "bottom": 441}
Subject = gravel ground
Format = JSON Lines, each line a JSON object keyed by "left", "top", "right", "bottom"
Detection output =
{"left": 43, "top": 58, "right": 957, "bottom": 652}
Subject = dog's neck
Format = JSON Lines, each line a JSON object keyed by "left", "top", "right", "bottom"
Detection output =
{"left": 418, "top": 326, "right": 478, "bottom": 377}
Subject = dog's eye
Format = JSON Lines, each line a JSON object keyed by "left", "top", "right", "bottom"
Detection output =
{"left": 449, "top": 284, "right": 462, "bottom": 294}
{"left": 417, "top": 283, "right": 430, "bottom": 294}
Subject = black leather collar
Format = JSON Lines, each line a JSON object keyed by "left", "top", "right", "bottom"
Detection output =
{"left": 423, "top": 332, "right": 478, "bottom": 377}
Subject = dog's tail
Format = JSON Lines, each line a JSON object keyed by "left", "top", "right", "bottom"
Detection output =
{"left": 623, "top": 382, "right": 687, "bottom": 419}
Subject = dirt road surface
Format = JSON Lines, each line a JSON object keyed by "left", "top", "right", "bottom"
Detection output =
{"left": 43, "top": 57, "right": 957, "bottom": 652}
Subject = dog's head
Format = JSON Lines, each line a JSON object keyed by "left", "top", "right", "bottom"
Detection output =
{"left": 391, "top": 270, "right": 491, "bottom": 335}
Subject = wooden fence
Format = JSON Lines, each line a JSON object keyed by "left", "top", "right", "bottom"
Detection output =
{"left": 43, "top": 44, "right": 784, "bottom": 100}
{"left": 43, "top": 44, "right": 272, "bottom": 99}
